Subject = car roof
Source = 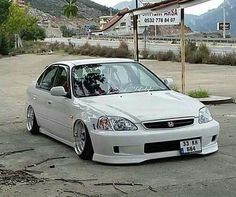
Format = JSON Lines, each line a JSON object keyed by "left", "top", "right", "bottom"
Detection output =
{"left": 54, "top": 58, "right": 135, "bottom": 67}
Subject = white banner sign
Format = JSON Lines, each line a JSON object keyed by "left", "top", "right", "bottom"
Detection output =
{"left": 139, "top": 9, "right": 181, "bottom": 26}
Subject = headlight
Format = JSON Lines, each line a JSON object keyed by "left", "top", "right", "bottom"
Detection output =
{"left": 198, "top": 107, "right": 213, "bottom": 124}
{"left": 97, "top": 116, "right": 138, "bottom": 131}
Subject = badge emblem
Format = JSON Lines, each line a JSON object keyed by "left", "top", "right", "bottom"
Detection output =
{"left": 167, "top": 121, "right": 175, "bottom": 128}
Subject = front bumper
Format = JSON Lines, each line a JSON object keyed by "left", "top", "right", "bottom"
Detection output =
{"left": 90, "top": 120, "right": 219, "bottom": 164}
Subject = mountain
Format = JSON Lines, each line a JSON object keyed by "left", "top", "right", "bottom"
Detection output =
{"left": 185, "top": 0, "right": 236, "bottom": 36}
{"left": 114, "top": 0, "right": 236, "bottom": 36}
{"left": 27, "top": 0, "right": 113, "bottom": 22}
{"left": 113, "top": 0, "right": 135, "bottom": 10}
{"left": 113, "top": 0, "right": 142, "bottom": 10}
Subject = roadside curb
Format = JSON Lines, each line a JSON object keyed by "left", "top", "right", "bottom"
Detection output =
{"left": 198, "top": 96, "right": 235, "bottom": 105}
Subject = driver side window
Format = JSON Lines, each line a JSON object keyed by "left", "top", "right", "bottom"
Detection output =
{"left": 54, "top": 66, "right": 69, "bottom": 92}
{"left": 39, "top": 66, "right": 58, "bottom": 91}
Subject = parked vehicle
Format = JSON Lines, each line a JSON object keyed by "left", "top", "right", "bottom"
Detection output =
{"left": 26, "top": 58, "right": 219, "bottom": 164}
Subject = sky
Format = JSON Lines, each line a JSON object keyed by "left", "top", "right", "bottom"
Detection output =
{"left": 92, "top": 0, "right": 224, "bottom": 15}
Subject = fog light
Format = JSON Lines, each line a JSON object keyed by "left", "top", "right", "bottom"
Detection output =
{"left": 212, "top": 135, "right": 217, "bottom": 142}
{"left": 113, "top": 146, "right": 119, "bottom": 153}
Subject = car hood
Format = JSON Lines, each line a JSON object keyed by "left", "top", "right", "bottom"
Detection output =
{"left": 77, "top": 91, "right": 204, "bottom": 123}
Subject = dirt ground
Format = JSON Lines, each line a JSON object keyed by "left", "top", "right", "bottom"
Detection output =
{"left": 0, "top": 54, "right": 236, "bottom": 197}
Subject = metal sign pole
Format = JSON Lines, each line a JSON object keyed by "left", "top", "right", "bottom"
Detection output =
{"left": 144, "top": 26, "right": 147, "bottom": 51}
{"left": 223, "top": 0, "right": 226, "bottom": 38}
{"left": 133, "top": 0, "right": 139, "bottom": 61}
{"left": 180, "top": 8, "right": 186, "bottom": 94}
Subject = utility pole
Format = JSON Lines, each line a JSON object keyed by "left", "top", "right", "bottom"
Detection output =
{"left": 133, "top": 0, "right": 139, "bottom": 61}
{"left": 110, "top": 7, "right": 112, "bottom": 16}
{"left": 180, "top": 8, "right": 186, "bottom": 94}
{"left": 155, "top": 25, "right": 157, "bottom": 38}
{"left": 223, "top": 0, "right": 226, "bottom": 38}
{"left": 144, "top": 26, "right": 147, "bottom": 51}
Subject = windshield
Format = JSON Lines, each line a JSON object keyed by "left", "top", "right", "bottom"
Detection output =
{"left": 72, "top": 62, "right": 168, "bottom": 97}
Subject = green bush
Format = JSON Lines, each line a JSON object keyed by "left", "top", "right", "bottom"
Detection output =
{"left": 185, "top": 42, "right": 197, "bottom": 55}
{"left": 157, "top": 50, "right": 177, "bottom": 61}
{"left": 224, "top": 53, "right": 236, "bottom": 66}
{"left": 98, "top": 46, "right": 112, "bottom": 57}
{"left": 171, "top": 85, "right": 179, "bottom": 92}
{"left": 206, "top": 53, "right": 236, "bottom": 66}
{"left": 0, "top": 0, "right": 10, "bottom": 24}
{"left": 48, "top": 42, "right": 65, "bottom": 51}
{"left": 184, "top": 42, "right": 211, "bottom": 64}
{"left": 64, "top": 45, "right": 75, "bottom": 54}
{"left": 54, "top": 41, "right": 130, "bottom": 58}
{"left": 10, "top": 41, "right": 50, "bottom": 55}
{"left": 188, "top": 89, "right": 209, "bottom": 98}
{"left": 149, "top": 54, "right": 157, "bottom": 59}
{"left": 45, "top": 40, "right": 236, "bottom": 66}
{"left": 197, "top": 44, "right": 210, "bottom": 63}
{"left": 115, "top": 41, "right": 130, "bottom": 58}
{"left": 0, "top": 33, "right": 11, "bottom": 55}
{"left": 141, "top": 49, "right": 149, "bottom": 59}
{"left": 60, "top": 26, "right": 77, "bottom": 37}
{"left": 20, "top": 25, "right": 46, "bottom": 41}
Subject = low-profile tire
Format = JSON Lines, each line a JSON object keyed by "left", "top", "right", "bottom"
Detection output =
{"left": 74, "top": 120, "right": 94, "bottom": 160}
{"left": 26, "top": 106, "right": 40, "bottom": 135}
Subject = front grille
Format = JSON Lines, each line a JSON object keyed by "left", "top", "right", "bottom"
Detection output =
{"left": 143, "top": 119, "right": 194, "bottom": 129}
{"left": 144, "top": 140, "right": 180, "bottom": 153}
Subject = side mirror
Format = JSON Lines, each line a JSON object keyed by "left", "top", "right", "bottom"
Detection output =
{"left": 163, "top": 78, "right": 174, "bottom": 88}
{"left": 50, "top": 86, "right": 67, "bottom": 97}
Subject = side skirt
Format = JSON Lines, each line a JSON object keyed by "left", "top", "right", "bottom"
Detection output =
{"left": 40, "top": 128, "right": 74, "bottom": 148}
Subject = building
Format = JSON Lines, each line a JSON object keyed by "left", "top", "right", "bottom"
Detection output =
{"left": 97, "top": 9, "right": 145, "bottom": 36}
{"left": 37, "top": 17, "right": 50, "bottom": 28}
{"left": 99, "top": 16, "right": 113, "bottom": 30}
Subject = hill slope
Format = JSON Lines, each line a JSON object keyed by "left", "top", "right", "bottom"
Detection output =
{"left": 27, "top": 0, "right": 112, "bottom": 22}
{"left": 184, "top": 0, "right": 236, "bottom": 36}
{"left": 114, "top": 0, "right": 136, "bottom": 10}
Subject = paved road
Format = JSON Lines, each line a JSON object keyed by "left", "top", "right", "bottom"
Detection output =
{"left": 45, "top": 37, "right": 236, "bottom": 54}
{"left": 0, "top": 54, "right": 236, "bottom": 196}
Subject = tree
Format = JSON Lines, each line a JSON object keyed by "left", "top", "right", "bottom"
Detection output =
{"left": 2, "top": 4, "right": 45, "bottom": 40}
{"left": 2, "top": 5, "right": 37, "bottom": 36}
{"left": 60, "top": 26, "right": 77, "bottom": 37}
{"left": 0, "top": 34, "right": 10, "bottom": 55}
{"left": 0, "top": 0, "right": 11, "bottom": 55}
{"left": 0, "top": 0, "right": 11, "bottom": 24}
{"left": 63, "top": 0, "right": 78, "bottom": 18}
{"left": 0, "top": 4, "right": 46, "bottom": 54}
{"left": 20, "top": 25, "right": 46, "bottom": 41}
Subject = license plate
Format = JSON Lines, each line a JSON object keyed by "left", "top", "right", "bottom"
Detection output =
{"left": 180, "top": 138, "right": 202, "bottom": 155}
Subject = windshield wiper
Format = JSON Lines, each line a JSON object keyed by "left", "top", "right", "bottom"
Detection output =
{"left": 107, "top": 88, "right": 120, "bottom": 95}
{"left": 108, "top": 91, "right": 120, "bottom": 95}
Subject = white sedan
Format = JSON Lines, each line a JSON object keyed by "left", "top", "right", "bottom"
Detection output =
{"left": 26, "top": 58, "right": 219, "bottom": 164}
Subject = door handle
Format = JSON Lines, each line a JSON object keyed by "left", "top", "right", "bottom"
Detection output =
{"left": 48, "top": 100, "right": 52, "bottom": 105}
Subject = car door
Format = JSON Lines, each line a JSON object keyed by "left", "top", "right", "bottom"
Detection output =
{"left": 32, "top": 65, "right": 58, "bottom": 131}
{"left": 46, "top": 65, "right": 74, "bottom": 142}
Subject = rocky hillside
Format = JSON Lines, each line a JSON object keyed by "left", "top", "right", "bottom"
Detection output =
{"left": 27, "top": 0, "right": 114, "bottom": 22}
